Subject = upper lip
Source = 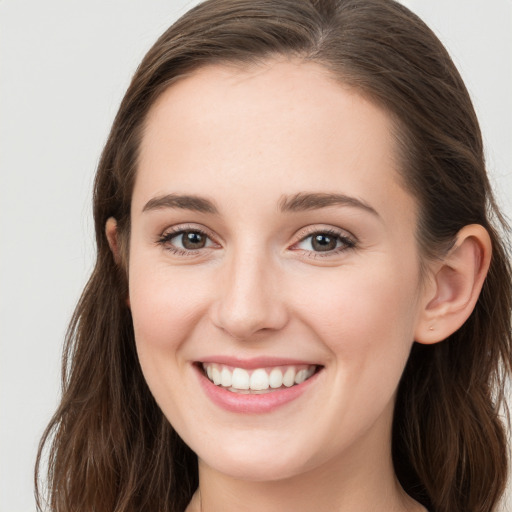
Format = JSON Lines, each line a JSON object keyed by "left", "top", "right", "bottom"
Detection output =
{"left": 197, "top": 356, "right": 321, "bottom": 369}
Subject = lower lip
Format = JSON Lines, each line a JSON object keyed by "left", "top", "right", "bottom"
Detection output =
{"left": 195, "top": 364, "right": 321, "bottom": 414}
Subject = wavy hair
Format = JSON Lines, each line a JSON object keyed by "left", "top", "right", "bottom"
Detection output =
{"left": 36, "top": 1, "right": 512, "bottom": 511}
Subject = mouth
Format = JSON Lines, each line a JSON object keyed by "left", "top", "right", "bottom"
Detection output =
{"left": 200, "top": 362, "right": 320, "bottom": 394}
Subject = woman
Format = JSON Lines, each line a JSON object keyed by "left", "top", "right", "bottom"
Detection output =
{"left": 35, "top": 0, "right": 512, "bottom": 511}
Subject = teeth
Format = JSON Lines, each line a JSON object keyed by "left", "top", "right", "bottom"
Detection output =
{"left": 232, "top": 368, "right": 250, "bottom": 390}
{"left": 250, "top": 369, "right": 269, "bottom": 391}
{"left": 211, "top": 366, "right": 221, "bottom": 385}
{"left": 269, "top": 367, "right": 283, "bottom": 389}
{"left": 202, "top": 363, "right": 317, "bottom": 393}
{"left": 283, "top": 367, "right": 295, "bottom": 387}
{"left": 220, "top": 367, "right": 232, "bottom": 387}
{"left": 295, "top": 368, "right": 309, "bottom": 384}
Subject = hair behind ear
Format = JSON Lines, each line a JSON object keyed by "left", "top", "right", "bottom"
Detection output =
{"left": 393, "top": 220, "right": 511, "bottom": 512}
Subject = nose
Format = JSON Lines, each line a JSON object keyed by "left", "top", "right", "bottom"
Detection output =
{"left": 210, "top": 248, "right": 289, "bottom": 341}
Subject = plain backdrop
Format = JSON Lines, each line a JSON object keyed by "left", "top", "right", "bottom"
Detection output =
{"left": 1, "top": 1, "right": 511, "bottom": 511}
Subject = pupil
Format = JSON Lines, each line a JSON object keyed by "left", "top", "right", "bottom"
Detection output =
{"left": 312, "top": 234, "right": 336, "bottom": 252}
{"left": 182, "top": 231, "right": 206, "bottom": 249}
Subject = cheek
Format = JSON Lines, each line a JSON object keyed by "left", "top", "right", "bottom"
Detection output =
{"left": 296, "top": 265, "right": 420, "bottom": 353}
{"left": 291, "top": 257, "right": 421, "bottom": 429}
{"left": 292, "top": 265, "right": 419, "bottom": 440}
{"left": 126, "top": 257, "right": 215, "bottom": 424}
{"left": 128, "top": 257, "right": 212, "bottom": 356}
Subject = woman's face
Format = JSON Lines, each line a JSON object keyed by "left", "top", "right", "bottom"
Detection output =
{"left": 127, "top": 60, "right": 427, "bottom": 481}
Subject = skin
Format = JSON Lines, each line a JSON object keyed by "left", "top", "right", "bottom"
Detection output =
{"left": 107, "top": 59, "right": 491, "bottom": 511}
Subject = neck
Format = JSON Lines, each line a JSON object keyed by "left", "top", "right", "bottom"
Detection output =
{"left": 189, "top": 465, "right": 418, "bottom": 512}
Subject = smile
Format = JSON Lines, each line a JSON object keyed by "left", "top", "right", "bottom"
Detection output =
{"left": 196, "top": 360, "right": 323, "bottom": 413}
{"left": 202, "top": 363, "right": 318, "bottom": 393}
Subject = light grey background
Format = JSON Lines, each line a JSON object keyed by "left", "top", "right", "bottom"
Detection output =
{"left": 1, "top": 1, "right": 511, "bottom": 511}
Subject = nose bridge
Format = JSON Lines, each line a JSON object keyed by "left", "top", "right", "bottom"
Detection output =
{"left": 212, "top": 242, "right": 288, "bottom": 340}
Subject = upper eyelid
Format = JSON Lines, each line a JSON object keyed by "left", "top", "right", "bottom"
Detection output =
{"left": 291, "top": 232, "right": 356, "bottom": 251}
{"left": 160, "top": 223, "right": 219, "bottom": 241}
{"left": 293, "top": 225, "right": 357, "bottom": 243}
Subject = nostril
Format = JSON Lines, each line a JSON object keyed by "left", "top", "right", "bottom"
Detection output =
{"left": 209, "top": 268, "right": 289, "bottom": 340}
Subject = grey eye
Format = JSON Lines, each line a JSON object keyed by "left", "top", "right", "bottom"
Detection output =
{"left": 296, "top": 232, "right": 344, "bottom": 252}
{"left": 180, "top": 231, "right": 207, "bottom": 249}
{"left": 310, "top": 233, "right": 338, "bottom": 251}
{"left": 163, "top": 229, "right": 215, "bottom": 250}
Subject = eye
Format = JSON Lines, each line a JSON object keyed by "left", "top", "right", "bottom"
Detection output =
{"left": 157, "top": 227, "right": 217, "bottom": 254}
{"left": 176, "top": 230, "right": 208, "bottom": 250}
{"left": 293, "top": 229, "right": 356, "bottom": 255}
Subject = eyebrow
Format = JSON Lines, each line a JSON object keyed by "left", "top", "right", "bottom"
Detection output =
{"left": 278, "top": 192, "right": 379, "bottom": 217}
{"left": 142, "top": 194, "right": 219, "bottom": 214}
{"left": 141, "top": 191, "right": 379, "bottom": 217}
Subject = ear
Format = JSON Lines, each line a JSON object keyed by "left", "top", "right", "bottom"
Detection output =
{"left": 106, "top": 217, "right": 131, "bottom": 307}
{"left": 105, "top": 217, "right": 121, "bottom": 265}
{"left": 415, "top": 224, "right": 492, "bottom": 344}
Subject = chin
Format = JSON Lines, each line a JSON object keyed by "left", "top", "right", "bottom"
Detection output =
{"left": 194, "top": 434, "right": 320, "bottom": 482}
{"left": 204, "top": 456, "right": 309, "bottom": 482}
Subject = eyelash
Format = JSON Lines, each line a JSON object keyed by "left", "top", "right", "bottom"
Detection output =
{"left": 156, "top": 226, "right": 357, "bottom": 258}
{"left": 291, "top": 228, "right": 357, "bottom": 258}
{"left": 156, "top": 224, "right": 217, "bottom": 257}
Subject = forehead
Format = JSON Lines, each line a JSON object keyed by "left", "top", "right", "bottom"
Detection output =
{"left": 134, "top": 59, "right": 415, "bottom": 224}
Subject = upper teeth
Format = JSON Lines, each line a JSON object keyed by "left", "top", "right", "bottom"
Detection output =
{"left": 202, "top": 363, "right": 316, "bottom": 392}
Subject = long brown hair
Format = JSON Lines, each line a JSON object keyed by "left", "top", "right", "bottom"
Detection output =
{"left": 35, "top": 1, "right": 512, "bottom": 511}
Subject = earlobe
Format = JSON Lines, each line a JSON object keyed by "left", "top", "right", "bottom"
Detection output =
{"left": 106, "top": 217, "right": 121, "bottom": 265}
{"left": 415, "top": 224, "right": 492, "bottom": 345}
